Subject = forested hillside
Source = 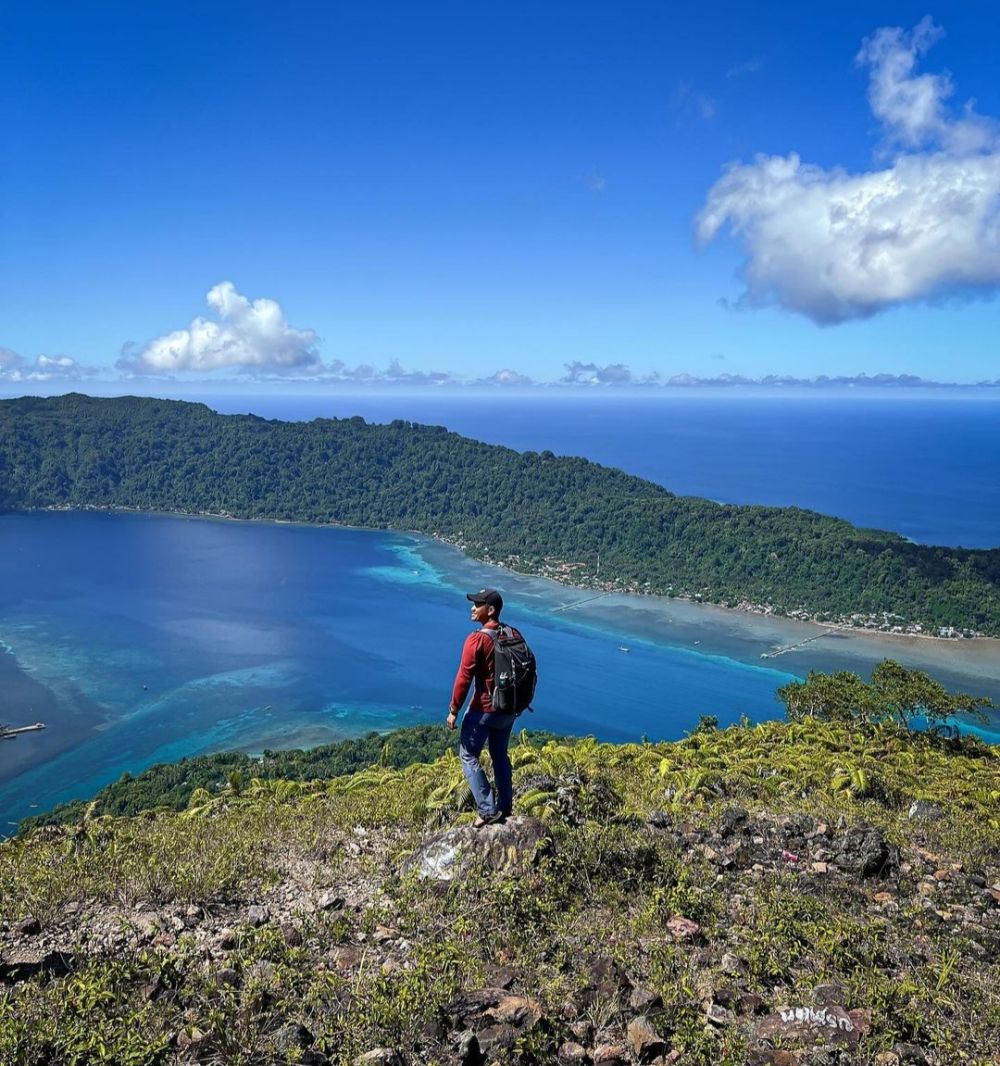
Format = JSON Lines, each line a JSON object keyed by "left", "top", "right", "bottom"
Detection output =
{"left": 1, "top": 393, "right": 997, "bottom": 633}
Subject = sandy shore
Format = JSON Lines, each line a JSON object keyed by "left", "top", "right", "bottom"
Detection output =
{"left": 407, "top": 533, "right": 1000, "bottom": 703}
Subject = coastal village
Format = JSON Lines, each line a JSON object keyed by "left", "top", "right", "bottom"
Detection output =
{"left": 442, "top": 538, "right": 986, "bottom": 641}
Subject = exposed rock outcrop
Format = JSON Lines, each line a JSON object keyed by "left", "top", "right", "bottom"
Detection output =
{"left": 401, "top": 816, "right": 550, "bottom": 882}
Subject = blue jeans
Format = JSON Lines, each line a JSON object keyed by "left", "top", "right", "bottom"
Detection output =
{"left": 459, "top": 709, "right": 516, "bottom": 818}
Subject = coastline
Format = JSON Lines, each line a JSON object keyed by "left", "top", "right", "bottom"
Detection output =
{"left": 29, "top": 503, "right": 999, "bottom": 647}
{"left": 407, "top": 532, "right": 1000, "bottom": 683}
{"left": 418, "top": 532, "right": 996, "bottom": 646}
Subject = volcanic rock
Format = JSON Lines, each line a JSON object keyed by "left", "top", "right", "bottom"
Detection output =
{"left": 626, "top": 1016, "right": 668, "bottom": 1061}
{"left": 665, "top": 916, "right": 700, "bottom": 941}
{"left": 402, "top": 816, "right": 550, "bottom": 882}
{"left": 833, "top": 827, "right": 899, "bottom": 879}
{"left": 907, "top": 800, "right": 943, "bottom": 821}
{"left": 592, "top": 1045, "right": 629, "bottom": 1066}
{"left": 756, "top": 1003, "right": 867, "bottom": 1048}
{"left": 0, "top": 947, "right": 73, "bottom": 983}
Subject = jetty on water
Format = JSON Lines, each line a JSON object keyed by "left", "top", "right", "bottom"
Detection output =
{"left": 760, "top": 633, "right": 829, "bottom": 659}
{"left": 552, "top": 591, "right": 613, "bottom": 613}
{"left": 0, "top": 722, "right": 46, "bottom": 742}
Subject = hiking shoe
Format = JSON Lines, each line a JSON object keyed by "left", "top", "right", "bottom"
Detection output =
{"left": 473, "top": 811, "right": 505, "bottom": 828}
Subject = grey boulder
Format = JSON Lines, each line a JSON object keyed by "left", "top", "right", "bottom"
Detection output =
{"left": 402, "top": 816, "right": 550, "bottom": 882}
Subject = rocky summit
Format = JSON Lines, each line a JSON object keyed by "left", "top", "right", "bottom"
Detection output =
{"left": 2, "top": 720, "right": 1000, "bottom": 1065}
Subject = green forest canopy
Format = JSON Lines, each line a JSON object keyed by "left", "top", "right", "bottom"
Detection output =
{"left": 0, "top": 393, "right": 997, "bottom": 633}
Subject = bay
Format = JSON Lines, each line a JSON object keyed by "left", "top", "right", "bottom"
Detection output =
{"left": 2, "top": 510, "right": 999, "bottom": 831}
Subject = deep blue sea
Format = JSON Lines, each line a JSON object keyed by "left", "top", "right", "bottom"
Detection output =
{"left": 1, "top": 394, "right": 999, "bottom": 829}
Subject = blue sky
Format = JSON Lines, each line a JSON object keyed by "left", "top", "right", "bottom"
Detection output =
{"left": 2, "top": 1, "right": 1000, "bottom": 390}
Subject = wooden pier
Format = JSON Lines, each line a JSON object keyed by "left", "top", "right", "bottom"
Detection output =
{"left": 0, "top": 722, "right": 46, "bottom": 742}
{"left": 760, "top": 633, "right": 828, "bottom": 659}
{"left": 552, "top": 591, "right": 613, "bottom": 613}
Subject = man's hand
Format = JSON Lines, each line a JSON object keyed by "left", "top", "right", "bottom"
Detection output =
{"left": 446, "top": 710, "right": 458, "bottom": 730}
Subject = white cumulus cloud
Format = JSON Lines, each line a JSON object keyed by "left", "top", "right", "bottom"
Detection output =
{"left": 481, "top": 369, "right": 535, "bottom": 386}
{"left": 697, "top": 18, "right": 1000, "bottom": 324}
{"left": 0, "top": 348, "right": 92, "bottom": 381}
{"left": 0, "top": 347, "right": 21, "bottom": 371}
{"left": 121, "top": 282, "right": 320, "bottom": 373}
{"left": 561, "top": 361, "right": 633, "bottom": 385}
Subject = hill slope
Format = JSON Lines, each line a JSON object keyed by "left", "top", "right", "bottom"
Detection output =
{"left": 16, "top": 725, "right": 560, "bottom": 833}
{"left": 2, "top": 720, "right": 1000, "bottom": 1065}
{"left": 0, "top": 393, "right": 998, "bottom": 634}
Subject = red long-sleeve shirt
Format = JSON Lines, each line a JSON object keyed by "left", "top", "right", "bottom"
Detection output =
{"left": 450, "top": 621, "right": 503, "bottom": 713}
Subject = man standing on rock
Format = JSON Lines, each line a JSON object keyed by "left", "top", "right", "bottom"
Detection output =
{"left": 447, "top": 588, "right": 517, "bottom": 827}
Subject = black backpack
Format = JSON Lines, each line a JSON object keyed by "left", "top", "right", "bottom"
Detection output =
{"left": 483, "top": 625, "right": 537, "bottom": 716}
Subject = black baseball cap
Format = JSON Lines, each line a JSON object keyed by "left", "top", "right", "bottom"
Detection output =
{"left": 466, "top": 587, "right": 503, "bottom": 612}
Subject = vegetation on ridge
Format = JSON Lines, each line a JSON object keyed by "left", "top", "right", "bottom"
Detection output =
{"left": 2, "top": 710, "right": 1000, "bottom": 1065}
{"left": 0, "top": 393, "right": 998, "bottom": 634}
{"left": 17, "top": 662, "right": 995, "bottom": 837}
{"left": 17, "top": 726, "right": 561, "bottom": 834}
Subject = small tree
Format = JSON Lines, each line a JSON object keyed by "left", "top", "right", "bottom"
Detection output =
{"left": 869, "top": 660, "right": 993, "bottom": 730}
{"left": 777, "top": 659, "right": 993, "bottom": 731}
{"left": 777, "top": 669, "right": 875, "bottom": 724}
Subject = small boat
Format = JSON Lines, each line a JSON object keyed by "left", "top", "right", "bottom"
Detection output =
{"left": 618, "top": 645, "right": 630, "bottom": 653}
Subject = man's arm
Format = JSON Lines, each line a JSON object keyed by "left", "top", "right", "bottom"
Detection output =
{"left": 448, "top": 632, "right": 479, "bottom": 720}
